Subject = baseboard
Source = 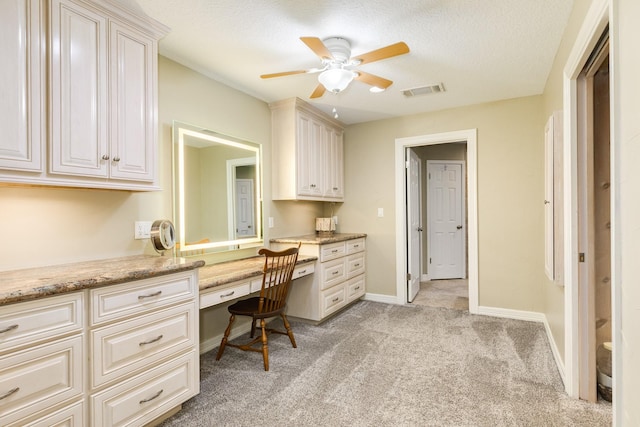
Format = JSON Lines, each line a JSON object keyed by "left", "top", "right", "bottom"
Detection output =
{"left": 363, "top": 292, "right": 399, "bottom": 304}
{"left": 421, "top": 274, "right": 430, "bottom": 282}
{"left": 477, "top": 305, "right": 565, "bottom": 385}
{"left": 542, "top": 315, "right": 566, "bottom": 385}
{"left": 477, "top": 305, "right": 546, "bottom": 323}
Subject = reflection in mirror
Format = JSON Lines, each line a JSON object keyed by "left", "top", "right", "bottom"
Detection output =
{"left": 173, "top": 121, "right": 262, "bottom": 255}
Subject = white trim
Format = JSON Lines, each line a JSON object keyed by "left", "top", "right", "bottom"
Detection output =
{"left": 395, "top": 130, "right": 479, "bottom": 313}
{"left": 363, "top": 292, "right": 401, "bottom": 305}
{"left": 562, "top": 0, "right": 610, "bottom": 400}
{"left": 226, "top": 156, "right": 257, "bottom": 242}
{"left": 477, "top": 306, "right": 546, "bottom": 323}
{"left": 543, "top": 315, "right": 567, "bottom": 384}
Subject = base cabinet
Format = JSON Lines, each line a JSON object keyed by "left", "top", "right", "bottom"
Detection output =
{"left": 273, "top": 237, "right": 366, "bottom": 322}
{"left": 0, "top": 269, "right": 200, "bottom": 427}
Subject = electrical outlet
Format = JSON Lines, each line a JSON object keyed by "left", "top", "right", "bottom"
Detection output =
{"left": 268, "top": 217, "right": 274, "bottom": 228}
{"left": 134, "top": 221, "right": 153, "bottom": 239}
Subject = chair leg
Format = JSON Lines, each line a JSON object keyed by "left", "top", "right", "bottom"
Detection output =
{"left": 260, "top": 319, "right": 269, "bottom": 371}
{"left": 250, "top": 318, "right": 257, "bottom": 338}
{"left": 216, "top": 314, "right": 235, "bottom": 361}
{"left": 281, "top": 313, "right": 297, "bottom": 348}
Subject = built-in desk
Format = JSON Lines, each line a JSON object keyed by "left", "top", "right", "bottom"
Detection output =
{"left": 198, "top": 255, "right": 317, "bottom": 309}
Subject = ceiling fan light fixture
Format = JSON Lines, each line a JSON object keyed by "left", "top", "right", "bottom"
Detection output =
{"left": 369, "top": 86, "right": 386, "bottom": 93}
{"left": 318, "top": 68, "right": 357, "bottom": 93}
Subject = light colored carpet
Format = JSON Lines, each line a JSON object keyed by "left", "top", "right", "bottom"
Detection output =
{"left": 159, "top": 301, "right": 611, "bottom": 427}
{"left": 413, "top": 279, "right": 469, "bottom": 311}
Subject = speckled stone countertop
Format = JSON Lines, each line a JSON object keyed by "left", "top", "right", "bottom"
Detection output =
{"left": 198, "top": 255, "right": 317, "bottom": 291}
{"left": 0, "top": 255, "right": 205, "bottom": 306}
{"left": 270, "top": 232, "right": 366, "bottom": 245}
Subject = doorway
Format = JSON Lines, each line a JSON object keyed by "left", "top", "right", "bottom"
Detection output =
{"left": 394, "top": 129, "right": 478, "bottom": 313}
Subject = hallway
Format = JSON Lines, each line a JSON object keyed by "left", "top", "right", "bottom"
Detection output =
{"left": 412, "top": 279, "right": 469, "bottom": 311}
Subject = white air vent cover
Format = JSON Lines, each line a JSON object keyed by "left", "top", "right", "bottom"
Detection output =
{"left": 402, "top": 83, "right": 446, "bottom": 97}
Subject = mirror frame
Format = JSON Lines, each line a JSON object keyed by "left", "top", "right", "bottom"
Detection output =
{"left": 172, "top": 121, "right": 263, "bottom": 254}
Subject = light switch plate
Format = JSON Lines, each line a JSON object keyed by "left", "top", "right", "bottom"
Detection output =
{"left": 134, "top": 221, "right": 153, "bottom": 239}
{"left": 377, "top": 208, "right": 384, "bottom": 217}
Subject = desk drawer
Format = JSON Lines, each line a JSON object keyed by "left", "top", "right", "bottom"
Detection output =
{"left": 91, "top": 271, "right": 197, "bottom": 326}
{"left": 346, "top": 275, "right": 366, "bottom": 302}
{"left": 91, "top": 350, "right": 198, "bottom": 427}
{"left": 346, "top": 253, "right": 365, "bottom": 278}
{"left": 17, "top": 400, "right": 84, "bottom": 427}
{"left": 320, "top": 258, "right": 346, "bottom": 291}
{"left": 292, "top": 263, "right": 314, "bottom": 280}
{"left": 91, "top": 301, "right": 196, "bottom": 388}
{"left": 0, "top": 335, "right": 83, "bottom": 427}
{"left": 321, "top": 284, "right": 345, "bottom": 318}
{"left": 346, "top": 238, "right": 365, "bottom": 254}
{"left": 0, "top": 293, "right": 83, "bottom": 354}
{"left": 320, "top": 242, "right": 346, "bottom": 262}
{"left": 199, "top": 281, "right": 251, "bottom": 309}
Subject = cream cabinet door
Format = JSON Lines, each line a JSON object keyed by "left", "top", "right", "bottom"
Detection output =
{"left": 0, "top": 0, "right": 43, "bottom": 172}
{"left": 324, "top": 127, "right": 344, "bottom": 199}
{"left": 296, "top": 112, "right": 324, "bottom": 197}
{"left": 50, "top": 0, "right": 109, "bottom": 178}
{"left": 109, "top": 21, "right": 155, "bottom": 182}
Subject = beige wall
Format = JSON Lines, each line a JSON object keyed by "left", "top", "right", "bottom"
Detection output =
{"left": 335, "top": 95, "right": 546, "bottom": 311}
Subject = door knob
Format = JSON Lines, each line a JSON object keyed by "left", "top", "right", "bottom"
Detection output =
{"left": 457, "top": 225, "right": 463, "bottom": 229}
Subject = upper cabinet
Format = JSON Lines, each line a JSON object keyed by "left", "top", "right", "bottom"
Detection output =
{"left": 0, "top": 0, "right": 44, "bottom": 173}
{"left": 271, "top": 98, "right": 345, "bottom": 202}
{"left": 0, "top": 0, "right": 169, "bottom": 190}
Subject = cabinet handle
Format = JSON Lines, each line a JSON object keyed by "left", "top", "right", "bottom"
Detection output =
{"left": 0, "top": 387, "right": 19, "bottom": 400}
{"left": 353, "top": 244, "right": 359, "bottom": 248}
{"left": 139, "top": 335, "right": 163, "bottom": 346}
{"left": 332, "top": 297, "right": 339, "bottom": 302}
{"left": 331, "top": 249, "right": 338, "bottom": 253}
{"left": 221, "top": 291, "right": 235, "bottom": 297}
{"left": 298, "top": 269, "right": 306, "bottom": 274}
{"left": 354, "top": 263, "right": 360, "bottom": 267}
{"left": 139, "top": 389, "right": 163, "bottom": 404}
{"left": 332, "top": 271, "right": 339, "bottom": 275}
{"left": 354, "top": 286, "right": 360, "bottom": 290}
{"left": 101, "top": 154, "right": 110, "bottom": 160}
{"left": 113, "top": 156, "right": 121, "bottom": 162}
{"left": 0, "top": 324, "right": 18, "bottom": 334}
{"left": 333, "top": 187, "right": 338, "bottom": 190}
{"left": 138, "top": 291, "right": 162, "bottom": 300}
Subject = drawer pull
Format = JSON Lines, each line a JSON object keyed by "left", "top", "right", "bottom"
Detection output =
{"left": 354, "top": 263, "right": 360, "bottom": 267}
{"left": 138, "top": 291, "right": 162, "bottom": 300}
{"left": 0, "top": 387, "right": 19, "bottom": 400}
{"left": 332, "top": 271, "right": 339, "bottom": 275}
{"left": 298, "top": 269, "right": 307, "bottom": 274}
{"left": 0, "top": 324, "right": 18, "bottom": 334}
{"left": 353, "top": 244, "right": 359, "bottom": 248}
{"left": 331, "top": 249, "right": 338, "bottom": 253}
{"left": 139, "top": 335, "right": 163, "bottom": 346}
{"left": 139, "top": 389, "right": 163, "bottom": 404}
{"left": 221, "top": 291, "right": 235, "bottom": 298}
{"left": 332, "top": 297, "right": 339, "bottom": 303}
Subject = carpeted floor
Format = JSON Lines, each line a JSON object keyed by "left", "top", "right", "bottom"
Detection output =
{"left": 159, "top": 301, "right": 611, "bottom": 427}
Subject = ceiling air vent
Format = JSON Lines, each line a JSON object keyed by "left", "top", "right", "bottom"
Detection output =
{"left": 402, "top": 83, "right": 446, "bottom": 97}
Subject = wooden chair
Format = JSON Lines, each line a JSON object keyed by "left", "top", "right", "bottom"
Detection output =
{"left": 175, "top": 238, "right": 210, "bottom": 256}
{"left": 215, "top": 244, "right": 301, "bottom": 371}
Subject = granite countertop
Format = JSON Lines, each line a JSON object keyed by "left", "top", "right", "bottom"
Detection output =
{"left": 198, "top": 254, "right": 317, "bottom": 291}
{"left": 0, "top": 255, "right": 205, "bottom": 306}
{"left": 270, "top": 232, "right": 367, "bottom": 245}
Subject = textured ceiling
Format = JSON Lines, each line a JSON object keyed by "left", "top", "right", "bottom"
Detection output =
{"left": 135, "top": 0, "right": 574, "bottom": 124}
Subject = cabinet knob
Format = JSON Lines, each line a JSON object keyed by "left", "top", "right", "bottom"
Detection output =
{"left": 101, "top": 154, "right": 110, "bottom": 160}
{"left": 113, "top": 156, "right": 121, "bottom": 162}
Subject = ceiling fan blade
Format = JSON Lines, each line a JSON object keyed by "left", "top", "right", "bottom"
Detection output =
{"left": 300, "top": 37, "right": 334, "bottom": 60}
{"left": 310, "top": 84, "right": 326, "bottom": 99}
{"left": 352, "top": 42, "right": 410, "bottom": 65}
{"left": 260, "top": 70, "right": 308, "bottom": 79}
{"left": 355, "top": 71, "right": 393, "bottom": 89}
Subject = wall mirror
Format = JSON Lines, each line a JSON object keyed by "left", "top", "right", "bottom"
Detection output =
{"left": 173, "top": 121, "right": 262, "bottom": 255}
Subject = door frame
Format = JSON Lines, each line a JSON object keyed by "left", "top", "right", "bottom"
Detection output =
{"left": 562, "top": 0, "right": 613, "bottom": 402}
{"left": 426, "top": 160, "right": 467, "bottom": 280}
{"left": 407, "top": 148, "right": 422, "bottom": 302}
{"left": 395, "top": 129, "right": 478, "bottom": 313}
{"left": 226, "top": 156, "right": 257, "bottom": 242}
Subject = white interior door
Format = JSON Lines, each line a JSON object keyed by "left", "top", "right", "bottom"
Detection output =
{"left": 235, "top": 179, "right": 255, "bottom": 238}
{"left": 407, "top": 149, "right": 422, "bottom": 302}
{"left": 427, "top": 161, "right": 465, "bottom": 279}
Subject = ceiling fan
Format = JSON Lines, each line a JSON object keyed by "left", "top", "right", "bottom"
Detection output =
{"left": 260, "top": 37, "right": 410, "bottom": 98}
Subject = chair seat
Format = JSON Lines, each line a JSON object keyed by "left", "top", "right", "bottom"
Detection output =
{"left": 228, "top": 297, "right": 282, "bottom": 318}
